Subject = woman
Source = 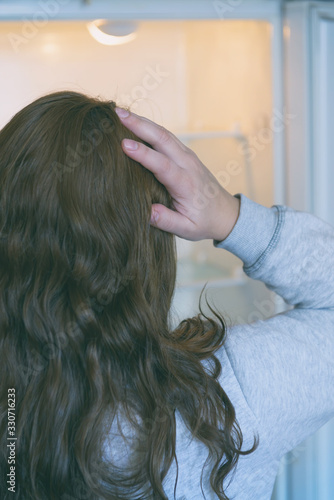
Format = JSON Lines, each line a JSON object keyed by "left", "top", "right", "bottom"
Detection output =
{"left": 0, "top": 91, "right": 333, "bottom": 500}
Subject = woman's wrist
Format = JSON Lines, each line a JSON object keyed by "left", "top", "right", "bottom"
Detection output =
{"left": 211, "top": 193, "right": 241, "bottom": 242}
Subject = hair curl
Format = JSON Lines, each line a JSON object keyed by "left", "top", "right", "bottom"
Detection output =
{"left": 0, "top": 91, "right": 258, "bottom": 499}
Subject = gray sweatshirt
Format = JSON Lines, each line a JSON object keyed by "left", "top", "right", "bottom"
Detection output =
{"left": 103, "top": 194, "right": 334, "bottom": 499}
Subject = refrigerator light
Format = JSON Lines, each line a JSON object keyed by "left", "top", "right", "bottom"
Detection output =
{"left": 87, "top": 20, "right": 137, "bottom": 46}
{"left": 42, "top": 43, "right": 59, "bottom": 55}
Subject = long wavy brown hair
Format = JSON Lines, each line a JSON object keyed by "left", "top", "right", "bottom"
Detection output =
{"left": 0, "top": 91, "right": 258, "bottom": 499}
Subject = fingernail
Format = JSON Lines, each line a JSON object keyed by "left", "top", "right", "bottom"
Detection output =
{"left": 115, "top": 107, "right": 130, "bottom": 118}
{"left": 150, "top": 210, "right": 159, "bottom": 224}
{"left": 123, "top": 139, "right": 138, "bottom": 151}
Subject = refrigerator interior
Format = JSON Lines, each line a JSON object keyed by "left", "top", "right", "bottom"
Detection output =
{"left": 0, "top": 18, "right": 276, "bottom": 327}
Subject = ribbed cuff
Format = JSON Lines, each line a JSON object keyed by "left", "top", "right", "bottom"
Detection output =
{"left": 213, "top": 194, "right": 280, "bottom": 270}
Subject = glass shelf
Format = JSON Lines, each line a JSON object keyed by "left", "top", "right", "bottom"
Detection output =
{"left": 176, "top": 257, "right": 245, "bottom": 289}
{"left": 175, "top": 127, "right": 244, "bottom": 143}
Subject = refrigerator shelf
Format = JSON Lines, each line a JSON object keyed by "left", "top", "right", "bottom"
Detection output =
{"left": 175, "top": 258, "right": 245, "bottom": 289}
{"left": 176, "top": 127, "right": 244, "bottom": 143}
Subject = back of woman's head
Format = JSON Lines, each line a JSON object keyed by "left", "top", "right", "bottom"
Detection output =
{"left": 0, "top": 91, "right": 257, "bottom": 500}
{"left": 0, "top": 90, "right": 175, "bottom": 328}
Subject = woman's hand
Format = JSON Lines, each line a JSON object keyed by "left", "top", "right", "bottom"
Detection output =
{"left": 115, "top": 108, "right": 240, "bottom": 242}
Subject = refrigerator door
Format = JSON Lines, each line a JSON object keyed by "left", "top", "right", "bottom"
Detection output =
{"left": 273, "top": 3, "right": 334, "bottom": 500}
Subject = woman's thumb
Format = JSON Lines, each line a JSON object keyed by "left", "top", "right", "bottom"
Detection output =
{"left": 150, "top": 204, "right": 178, "bottom": 234}
{"left": 149, "top": 204, "right": 194, "bottom": 239}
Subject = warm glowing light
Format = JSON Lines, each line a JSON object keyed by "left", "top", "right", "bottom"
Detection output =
{"left": 42, "top": 43, "right": 59, "bottom": 55}
{"left": 283, "top": 25, "right": 291, "bottom": 40}
{"left": 87, "top": 20, "right": 137, "bottom": 46}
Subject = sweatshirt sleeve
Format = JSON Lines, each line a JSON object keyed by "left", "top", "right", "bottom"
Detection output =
{"left": 214, "top": 193, "right": 334, "bottom": 460}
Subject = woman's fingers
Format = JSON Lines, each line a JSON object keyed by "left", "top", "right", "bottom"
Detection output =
{"left": 116, "top": 107, "right": 241, "bottom": 242}
{"left": 115, "top": 107, "right": 189, "bottom": 164}
{"left": 121, "top": 139, "right": 187, "bottom": 199}
{"left": 150, "top": 203, "right": 195, "bottom": 238}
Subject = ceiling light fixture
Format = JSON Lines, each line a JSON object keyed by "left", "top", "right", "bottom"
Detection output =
{"left": 87, "top": 20, "right": 137, "bottom": 46}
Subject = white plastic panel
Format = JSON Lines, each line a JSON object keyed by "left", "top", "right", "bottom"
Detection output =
{"left": 0, "top": 0, "right": 281, "bottom": 21}
{"left": 283, "top": 2, "right": 312, "bottom": 212}
{"left": 312, "top": 6, "right": 334, "bottom": 226}
{"left": 275, "top": 3, "right": 334, "bottom": 500}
